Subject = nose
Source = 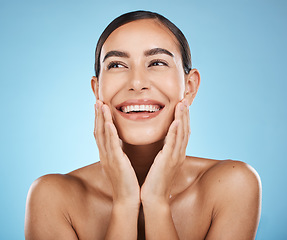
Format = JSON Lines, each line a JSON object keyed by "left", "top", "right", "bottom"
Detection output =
{"left": 128, "top": 68, "right": 150, "bottom": 92}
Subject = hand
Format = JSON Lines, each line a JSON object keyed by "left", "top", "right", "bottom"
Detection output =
{"left": 141, "top": 99, "right": 190, "bottom": 206}
{"left": 94, "top": 100, "right": 140, "bottom": 207}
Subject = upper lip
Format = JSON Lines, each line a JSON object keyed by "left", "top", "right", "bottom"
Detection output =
{"left": 115, "top": 99, "right": 165, "bottom": 111}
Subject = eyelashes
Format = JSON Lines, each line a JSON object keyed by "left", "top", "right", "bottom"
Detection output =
{"left": 106, "top": 59, "right": 169, "bottom": 70}
{"left": 107, "top": 61, "right": 126, "bottom": 69}
{"left": 148, "top": 59, "right": 168, "bottom": 67}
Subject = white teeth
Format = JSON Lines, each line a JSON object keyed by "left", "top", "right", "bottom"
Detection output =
{"left": 121, "top": 105, "right": 161, "bottom": 113}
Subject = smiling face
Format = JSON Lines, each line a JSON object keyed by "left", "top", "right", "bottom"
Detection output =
{"left": 92, "top": 19, "right": 197, "bottom": 145}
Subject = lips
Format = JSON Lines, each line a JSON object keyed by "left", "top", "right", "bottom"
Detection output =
{"left": 115, "top": 99, "right": 165, "bottom": 120}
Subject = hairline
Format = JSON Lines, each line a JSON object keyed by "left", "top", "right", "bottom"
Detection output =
{"left": 95, "top": 11, "right": 191, "bottom": 77}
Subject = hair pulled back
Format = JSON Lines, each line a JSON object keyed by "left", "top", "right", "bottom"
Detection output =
{"left": 94, "top": 10, "right": 192, "bottom": 77}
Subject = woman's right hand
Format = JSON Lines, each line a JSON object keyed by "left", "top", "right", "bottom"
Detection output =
{"left": 94, "top": 100, "right": 140, "bottom": 208}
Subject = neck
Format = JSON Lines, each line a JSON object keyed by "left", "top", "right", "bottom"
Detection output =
{"left": 122, "top": 140, "right": 164, "bottom": 186}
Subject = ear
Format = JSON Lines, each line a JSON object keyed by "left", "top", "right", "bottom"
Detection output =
{"left": 184, "top": 69, "right": 201, "bottom": 105}
{"left": 91, "top": 76, "right": 99, "bottom": 100}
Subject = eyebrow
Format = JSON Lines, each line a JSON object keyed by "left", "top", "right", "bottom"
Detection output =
{"left": 102, "top": 50, "right": 130, "bottom": 62}
{"left": 102, "top": 48, "right": 174, "bottom": 63}
{"left": 144, "top": 48, "right": 174, "bottom": 58}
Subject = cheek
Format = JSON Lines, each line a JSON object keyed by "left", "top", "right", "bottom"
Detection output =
{"left": 173, "top": 71, "right": 186, "bottom": 99}
{"left": 98, "top": 77, "right": 123, "bottom": 103}
{"left": 166, "top": 81, "right": 184, "bottom": 100}
{"left": 155, "top": 71, "right": 185, "bottom": 101}
{"left": 98, "top": 78, "right": 110, "bottom": 102}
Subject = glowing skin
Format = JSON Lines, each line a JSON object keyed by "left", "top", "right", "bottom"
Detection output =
{"left": 25, "top": 17, "right": 261, "bottom": 240}
{"left": 95, "top": 19, "right": 189, "bottom": 145}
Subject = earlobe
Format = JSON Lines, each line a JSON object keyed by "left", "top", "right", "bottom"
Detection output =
{"left": 91, "top": 76, "right": 99, "bottom": 99}
{"left": 185, "top": 69, "right": 201, "bottom": 105}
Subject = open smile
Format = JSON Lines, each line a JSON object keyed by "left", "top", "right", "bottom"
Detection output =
{"left": 115, "top": 99, "right": 165, "bottom": 120}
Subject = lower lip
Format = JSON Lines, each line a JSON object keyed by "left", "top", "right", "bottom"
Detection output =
{"left": 116, "top": 109, "right": 163, "bottom": 121}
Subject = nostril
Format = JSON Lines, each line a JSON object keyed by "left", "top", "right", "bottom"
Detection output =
{"left": 128, "top": 87, "right": 148, "bottom": 91}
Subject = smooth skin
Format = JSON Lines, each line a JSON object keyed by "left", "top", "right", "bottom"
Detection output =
{"left": 25, "top": 19, "right": 261, "bottom": 240}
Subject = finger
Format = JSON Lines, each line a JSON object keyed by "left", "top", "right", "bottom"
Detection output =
{"left": 109, "top": 124, "right": 123, "bottom": 156}
{"left": 185, "top": 106, "right": 191, "bottom": 148}
{"left": 172, "top": 102, "right": 184, "bottom": 159}
{"left": 181, "top": 99, "right": 190, "bottom": 153}
{"left": 102, "top": 106, "right": 123, "bottom": 160}
{"left": 102, "top": 104, "right": 113, "bottom": 123}
{"left": 102, "top": 104, "right": 115, "bottom": 159}
{"left": 93, "top": 102, "right": 98, "bottom": 139}
{"left": 107, "top": 122, "right": 130, "bottom": 168}
{"left": 95, "top": 100, "right": 107, "bottom": 155}
{"left": 174, "top": 101, "right": 183, "bottom": 121}
{"left": 162, "top": 119, "right": 178, "bottom": 156}
{"left": 95, "top": 100, "right": 104, "bottom": 136}
{"left": 104, "top": 122, "right": 112, "bottom": 162}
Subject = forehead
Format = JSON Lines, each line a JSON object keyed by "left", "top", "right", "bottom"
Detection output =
{"left": 101, "top": 19, "right": 181, "bottom": 59}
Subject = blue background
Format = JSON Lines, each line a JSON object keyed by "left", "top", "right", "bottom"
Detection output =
{"left": 1, "top": 0, "right": 286, "bottom": 239}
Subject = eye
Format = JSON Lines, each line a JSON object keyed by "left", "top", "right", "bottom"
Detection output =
{"left": 148, "top": 59, "right": 168, "bottom": 67}
{"left": 107, "top": 61, "right": 126, "bottom": 70}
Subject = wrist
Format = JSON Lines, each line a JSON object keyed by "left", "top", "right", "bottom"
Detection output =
{"left": 141, "top": 190, "right": 170, "bottom": 208}
{"left": 106, "top": 200, "right": 140, "bottom": 240}
{"left": 110, "top": 202, "right": 140, "bottom": 224}
{"left": 142, "top": 200, "right": 172, "bottom": 225}
{"left": 141, "top": 197, "right": 170, "bottom": 211}
{"left": 113, "top": 199, "right": 141, "bottom": 212}
{"left": 113, "top": 189, "right": 141, "bottom": 207}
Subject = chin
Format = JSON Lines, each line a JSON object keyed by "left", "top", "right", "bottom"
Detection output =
{"left": 117, "top": 125, "right": 168, "bottom": 146}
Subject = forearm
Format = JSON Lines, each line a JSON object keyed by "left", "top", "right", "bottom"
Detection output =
{"left": 143, "top": 201, "right": 180, "bottom": 240}
{"left": 105, "top": 202, "right": 140, "bottom": 240}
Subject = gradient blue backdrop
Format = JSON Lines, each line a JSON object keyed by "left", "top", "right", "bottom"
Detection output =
{"left": 1, "top": 0, "right": 286, "bottom": 239}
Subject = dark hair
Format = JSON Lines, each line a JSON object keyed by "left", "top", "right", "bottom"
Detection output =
{"left": 94, "top": 10, "right": 192, "bottom": 77}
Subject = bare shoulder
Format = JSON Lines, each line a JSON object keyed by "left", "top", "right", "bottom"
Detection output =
{"left": 192, "top": 158, "right": 262, "bottom": 239}
{"left": 29, "top": 172, "right": 78, "bottom": 191}
{"left": 25, "top": 174, "right": 80, "bottom": 239}
{"left": 184, "top": 156, "right": 261, "bottom": 196}
{"left": 25, "top": 163, "right": 105, "bottom": 240}
{"left": 26, "top": 163, "right": 105, "bottom": 211}
{"left": 26, "top": 168, "right": 92, "bottom": 203}
{"left": 201, "top": 159, "right": 261, "bottom": 194}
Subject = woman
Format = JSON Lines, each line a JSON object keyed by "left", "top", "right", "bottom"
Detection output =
{"left": 25, "top": 10, "right": 261, "bottom": 240}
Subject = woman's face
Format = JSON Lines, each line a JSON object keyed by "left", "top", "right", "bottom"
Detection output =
{"left": 95, "top": 19, "right": 190, "bottom": 145}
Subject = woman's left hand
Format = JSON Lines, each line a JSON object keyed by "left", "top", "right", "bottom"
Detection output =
{"left": 141, "top": 99, "right": 190, "bottom": 206}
